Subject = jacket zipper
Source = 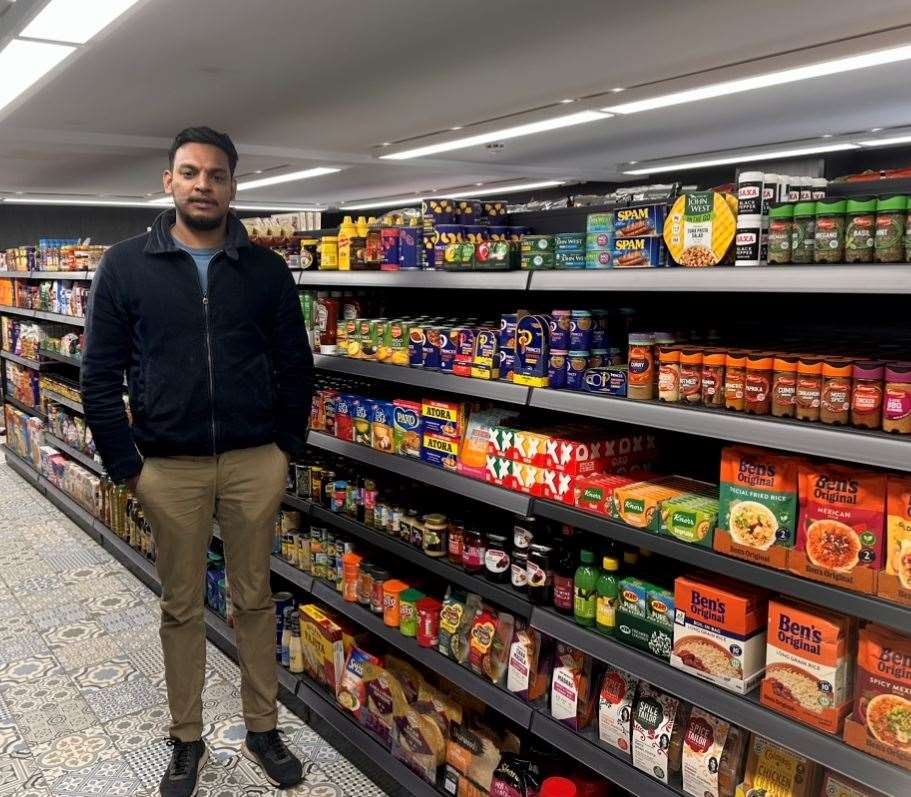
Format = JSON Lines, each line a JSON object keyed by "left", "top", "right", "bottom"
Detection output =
{"left": 190, "top": 255, "right": 217, "bottom": 455}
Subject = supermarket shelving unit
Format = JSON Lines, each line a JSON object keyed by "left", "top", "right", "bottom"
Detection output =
{"left": 0, "top": 270, "right": 94, "bottom": 281}
{"left": 37, "top": 349, "right": 81, "bottom": 367}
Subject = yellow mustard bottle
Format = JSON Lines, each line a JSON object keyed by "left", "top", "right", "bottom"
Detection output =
{"left": 356, "top": 216, "right": 369, "bottom": 237}
{"left": 337, "top": 215, "right": 356, "bottom": 271}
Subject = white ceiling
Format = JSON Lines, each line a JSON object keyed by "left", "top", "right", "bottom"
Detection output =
{"left": 2, "top": 0, "right": 911, "bottom": 206}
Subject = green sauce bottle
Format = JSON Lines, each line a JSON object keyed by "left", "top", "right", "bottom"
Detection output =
{"left": 573, "top": 549, "right": 598, "bottom": 627}
{"left": 596, "top": 555, "right": 620, "bottom": 636}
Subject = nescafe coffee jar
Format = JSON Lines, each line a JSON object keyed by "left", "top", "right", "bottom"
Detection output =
{"left": 484, "top": 533, "right": 511, "bottom": 583}
{"left": 851, "top": 361, "right": 885, "bottom": 429}
{"left": 795, "top": 357, "right": 823, "bottom": 422}
{"left": 744, "top": 353, "right": 773, "bottom": 415}
{"left": 771, "top": 356, "right": 798, "bottom": 418}
{"left": 526, "top": 544, "right": 553, "bottom": 604}
{"left": 820, "top": 359, "right": 853, "bottom": 425}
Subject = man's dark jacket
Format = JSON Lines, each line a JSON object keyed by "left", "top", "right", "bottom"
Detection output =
{"left": 81, "top": 209, "right": 313, "bottom": 482}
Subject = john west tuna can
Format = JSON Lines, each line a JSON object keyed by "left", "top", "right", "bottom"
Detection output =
{"left": 735, "top": 214, "right": 762, "bottom": 266}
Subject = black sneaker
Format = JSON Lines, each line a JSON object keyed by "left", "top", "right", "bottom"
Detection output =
{"left": 242, "top": 729, "right": 304, "bottom": 788}
{"left": 160, "top": 738, "right": 208, "bottom": 797}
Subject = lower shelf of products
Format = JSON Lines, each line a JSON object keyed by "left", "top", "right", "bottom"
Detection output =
{"left": 7, "top": 445, "right": 911, "bottom": 797}
{"left": 42, "top": 388, "right": 84, "bottom": 414}
{"left": 41, "top": 432, "right": 105, "bottom": 475}
{"left": 3, "top": 395, "right": 44, "bottom": 420}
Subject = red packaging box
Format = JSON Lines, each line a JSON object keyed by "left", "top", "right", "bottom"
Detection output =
{"left": 575, "top": 473, "right": 642, "bottom": 515}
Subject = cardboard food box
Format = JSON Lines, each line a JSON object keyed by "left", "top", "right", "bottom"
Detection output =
{"left": 761, "top": 598, "right": 857, "bottom": 735}
{"left": 738, "top": 735, "right": 821, "bottom": 797}
{"left": 392, "top": 399, "right": 422, "bottom": 458}
{"left": 616, "top": 577, "right": 674, "bottom": 661}
{"left": 575, "top": 472, "right": 642, "bottom": 516}
{"left": 658, "top": 494, "right": 720, "bottom": 547}
{"left": 370, "top": 400, "right": 394, "bottom": 453}
{"left": 880, "top": 475, "right": 911, "bottom": 606}
{"left": 299, "top": 603, "right": 351, "bottom": 696}
{"left": 611, "top": 477, "right": 695, "bottom": 530}
{"left": 790, "top": 462, "right": 886, "bottom": 594}
{"left": 672, "top": 574, "right": 768, "bottom": 694}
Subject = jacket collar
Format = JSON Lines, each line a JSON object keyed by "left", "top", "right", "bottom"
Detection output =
{"left": 144, "top": 208, "right": 250, "bottom": 260}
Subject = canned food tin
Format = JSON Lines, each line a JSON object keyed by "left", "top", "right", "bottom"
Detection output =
{"left": 548, "top": 350, "right": 568, "bottom": 388}
{"left": 566, "top": 351, "right": 590, "bottom": 390}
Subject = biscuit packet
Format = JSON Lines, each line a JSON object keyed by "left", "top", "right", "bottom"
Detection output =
{"left": 360, "top": 662, "right": 406, "bottom": 749}
{"left": 391, "top": 685, "right": 448, "bottom": 784}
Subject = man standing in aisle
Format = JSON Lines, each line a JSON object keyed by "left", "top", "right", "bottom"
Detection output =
{"left": 82, "top": 126, "right": 312, "bottom": 797}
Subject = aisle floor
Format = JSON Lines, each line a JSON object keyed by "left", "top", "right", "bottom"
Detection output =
{"left": 0, "top": 456, "right": 390, "bottom": 797}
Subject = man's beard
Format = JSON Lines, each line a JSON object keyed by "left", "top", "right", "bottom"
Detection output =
{"left": 176, "top": 202, "right": 227, "bottom": 232}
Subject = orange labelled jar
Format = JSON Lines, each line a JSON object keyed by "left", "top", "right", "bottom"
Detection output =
{"left": 795, "top": 357, "right": 823, "bottom": 422}
{"left": 342, "top": 552, "right": 363, "bottom": 602}
{"left": 820, "top": 359, "right": 853, "bottom": 425}
{"left": 701, "top": 350, "right": 726, "bottom": 408}
{"left": 724, "top": 352, "right": 747, "bottom": 411}
{"left": 771, "top": 356, "right": 798, "bottom": 418}
{"left": 658, "top": 346, "right": 681, "bottom": 403}
{"left": 382, "top": 579, "right": 408, "bottom": 627}
{"left": 744, "top": 353, "right": 774, "bottom": 415}
{"left": 679, "top": 348, "right": 703, "bottom": 405}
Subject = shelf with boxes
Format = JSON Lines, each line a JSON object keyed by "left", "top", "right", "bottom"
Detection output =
{"left": 0, "top": 350, "right": 44, "bottom": 369}
{"left": 0, "top": 270, "right": 95, "bottom": 281}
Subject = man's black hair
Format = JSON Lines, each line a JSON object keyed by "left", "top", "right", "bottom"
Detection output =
{"left": 168, "top": 126, "right": 238, "bottom": 175}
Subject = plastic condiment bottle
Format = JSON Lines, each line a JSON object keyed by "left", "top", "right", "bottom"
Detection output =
{"left": 795, "top": 357, "right": 823, "bottom": 421}
{"left": 573, "top": 549, "right": 598, "bottom": 628}
{"left": 337, "top": 216, "right": 357, "bottom": 270}
{"left": 851, "top": 361, "right": 885, "bottom": 429}
{"left": 724, "top": 351, "right": 747, "bottom": 411}
{"left": 658, "top": 346, "right": 681, "bottom": 402}
{"left": 595, "top": 555, "right": 620, "bottom": 636}
{"left": 771, "top": 356, "right": 798, "bottom": 418}
{"left": 341, "top": 551, "right": 362, "bottom": 602}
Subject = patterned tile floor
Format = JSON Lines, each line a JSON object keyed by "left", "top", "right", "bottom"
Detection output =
{"left": 0, "top": 455, "right": 390, "bottom": 797}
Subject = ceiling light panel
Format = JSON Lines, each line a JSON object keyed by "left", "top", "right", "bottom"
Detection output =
{"left": 441, "top": 180, "right": 564, "bottom": 199}
{"left": 3, "top": 197, "right": 155, "bottom": 207}
{"left": 623, "top": 143, "right": 858, "bottom": 175}
{"left": 20, "top": 0, "right": 142, "bottom": 45}
{"left": 379, "top": 111, "right": 610, "bottom": 160}
{"left": 0, "top": 38, "right": 74, "bottom": 114}
{"left": 235, "top": 166, "right": 341, "bottom": 191}
{"left": 604, "top": 43, "right": 911, "bottom": 114}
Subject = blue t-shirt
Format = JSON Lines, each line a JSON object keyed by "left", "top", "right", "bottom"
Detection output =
{"left": 174, "top": 240, "right": 220, "bottom": 294}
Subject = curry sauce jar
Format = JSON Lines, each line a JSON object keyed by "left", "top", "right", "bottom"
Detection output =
{"left": 771, "top": 355, "right": 798, "bottom": 418}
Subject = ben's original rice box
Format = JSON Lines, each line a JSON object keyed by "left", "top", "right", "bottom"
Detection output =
{"left": 739, "top": 736, "right": 821, "bottom": 797}
{"left": 717, "top": 445, "right": 800, "bottom": 570}
{"left": 761, "top": 598, "right": 857, "bottom": 734}
{"left": 880, "top": 475, "right": 911, "bottom": 606}
{"left": 843, "top": 623, "right": 911, "bottom": 770}
{"left": 791, "top": 462, "right": 886, "bottom": 594}
{"left": 672, "top": 574, "right": 768, "bottom": 694}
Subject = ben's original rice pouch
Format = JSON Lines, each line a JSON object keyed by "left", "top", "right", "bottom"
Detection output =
{"left": 664, "top": 191, "right": 736, "bottom": 267}
{"left": 791, "top": 462, "right": 886, "bottom": 594}
{"left": 672, "top": 574, "right": 768, "bottom": 695}
{"left": 716, "top": 446, "right": 800, "bottom": 570}
{"left": 880, "top": 475, "right": 911, "bottom": 606}
{"left": 761, "top": 598, "right": 857, "bottom": 735}
{"left": 843, "top": 623, "right": 911, "bottom": 770}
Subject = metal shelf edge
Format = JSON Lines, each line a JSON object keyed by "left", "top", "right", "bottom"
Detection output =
{"left": 42, "top": 432, "right": 105, "bottom": 476}
{"left": 297, "top": 270, "right": 530, "bottom": 290}
{"left": 42, "top": 389, "right": 84, "bottom": 414}
{"left": 530, "top": 608, "right": 911, "bottom": 797}
{"left": 528, "top": 390, "right": 911, "bottom": 471}
{"left": 307, "top": 431, "right": 532, "bottom": 515}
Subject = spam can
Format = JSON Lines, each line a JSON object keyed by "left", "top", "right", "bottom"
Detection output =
{"left": 612, "top": 236, "right": 666, "bottom": 268}
{"left": 613, "top": 204, "right": 667, "bottom": 238}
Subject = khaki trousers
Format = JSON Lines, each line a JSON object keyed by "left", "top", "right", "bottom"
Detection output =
{"left": 136, "top": 442, "right": 287, "bottom": 742}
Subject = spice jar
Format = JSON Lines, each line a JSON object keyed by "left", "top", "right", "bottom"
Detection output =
{"left": 462, "top": 527, "right": 485, "bottom": 574}
{"left": 883, "top": 362, "right": 911, "bottom": 434}
{"left": 820, "top": 359, "right": 853, "bottom": 425}
{"left": 657, "top": 346, "right": 681, "bottom": 403}
{"left": 851, "top": 361, "right": 885, "bottom": 429}
{"left": 766, "top": 202, "right": 794, "bottom": 264}
{"left": 382, "top": 579, "right": 408, "bottom": 627}
{"left": 813, "top": 198, "right": 847, "bottom": 263}
{"left": 447, "top": 516, "right": 465, "bottom": 565}
{"left": 679, "top": 348, "right": 703, "bottom": 405}
{"left": 511, "top": 550, "right": 528, "bottom": 592}
{"left": 771, "top": 356, "right": 798, "bottom": 418}
{"left": 357, "top": 563, "right": 375, "bottom": 607}
{"left": 795, "top": 357, "right": 823, "bottom": 422}
{"left": 701, "top": 350, "right": 726, "bottom": 408}
{"left": 844, "top": 197, "right": 877, "bottom": 263}
{"left": 484, "top": 532, "right": 511, "bottom": 584}
{"left": 627, "top": 333, "right": 656, "bottom": 400}
{"left": 371, "top": 568, "right": 391, "bottom": 615}
{"left": 398, "top": 588, "right": 424, "bottom": 637}
{"left": 416, "top": 597, "right": 442, "bottom": 648}
{"left": 402, "top": 508, "right": 419, "bottom": 545}
{"left": 745, "top": 353, "right": 774, "bottom": 415}
{"left": 422, "top": 513, "right": 447, "bottom": 558}
{"left": 724, "top": 352, "right": 747, "bottom": 411}
{"left": 526, "top": 543, "right": 553, "bottom": 605}
{"left": 790, "top": 202, "right": 816, "bottom": 264}
{"left": 342, "top": 552, "right": 362, "bottom": 603}
{"left": 874, "top": 195, "right": 908, "bottom": 263}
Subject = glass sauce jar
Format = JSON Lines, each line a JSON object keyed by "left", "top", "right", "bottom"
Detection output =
{"left": 422, "top": 513, "right": 448, "bottom": 558}
{"left": 484, "top": 533, "right": 511, "bottom": 584}
{"left": 447, "top": 517, "right": 465, "bottom": 565}
{"left": 462, "top": 527, "right": 485, "bottom": 574}
{"left": 526, "top": 543, "right": 553, "bottom": 604}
